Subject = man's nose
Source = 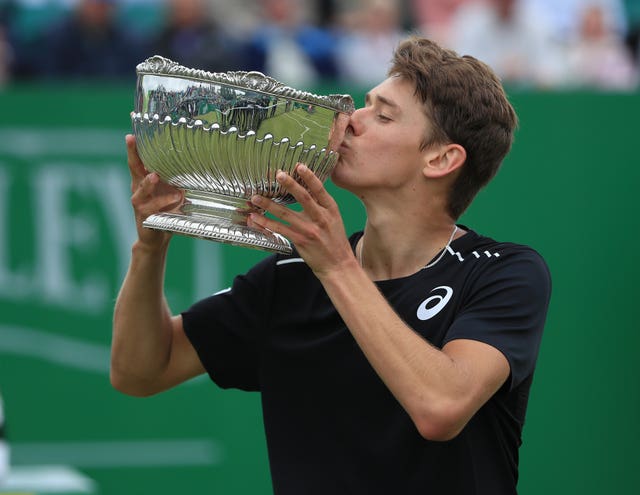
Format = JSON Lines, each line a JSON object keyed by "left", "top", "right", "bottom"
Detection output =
{"left": 348, "top": 108, "right": 364, "bottom": 135}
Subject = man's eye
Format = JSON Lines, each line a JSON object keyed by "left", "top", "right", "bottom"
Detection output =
{"left": 377, "top": 114, "right": 391, "bottom": 122}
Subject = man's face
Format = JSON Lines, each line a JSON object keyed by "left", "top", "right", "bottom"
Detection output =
{"left": 331, "top": 76, "right": 431, "bottom": 196}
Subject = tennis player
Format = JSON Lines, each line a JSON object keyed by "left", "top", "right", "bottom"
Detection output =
{"left": 112, "top": 36, "right": 551, "bottom": 494}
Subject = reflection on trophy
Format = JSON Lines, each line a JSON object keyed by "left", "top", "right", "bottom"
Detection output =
{"left": 131, "top": 56, "right": 354, "bottom": 254}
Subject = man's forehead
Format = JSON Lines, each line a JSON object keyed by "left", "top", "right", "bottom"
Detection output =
{"left": 367, "top": 76, "right": 417, "bottom": 108}
{"left": 365, "top": 91, "right": 399, "bottom": 109}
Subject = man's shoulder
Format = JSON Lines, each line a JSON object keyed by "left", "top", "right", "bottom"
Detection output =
{"left": 445, "top": 227, "right": 551, "bottom": 291}
{"left": 457, "top": 227, "right": 548, "bottom": 264}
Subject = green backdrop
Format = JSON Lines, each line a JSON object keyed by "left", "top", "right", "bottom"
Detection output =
{"left": 0, "top": 83, "right": 638, "bottom": 494}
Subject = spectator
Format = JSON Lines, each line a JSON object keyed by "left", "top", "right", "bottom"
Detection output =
{"left": 202, "top": 0, "right": 329, "bottom": 37}
{"left": 115, "top": 0, "right": 166, "bottom": 38}
{"left": 336, "top": 0, "right": 406, "bottom": 87}
{"left": 449, "top": 0, "right": 564, "bottom": 88}
{"left": 521, "top": 0, "right": 628, "bottom": 42}
{"left": 0, "top": 0, "right": 59, "bottom": 79}
{"left": 410, "top": 0, "right": 472, "bottom": 46}
{"left": 0, "top": 24, "right": 12, "bottom": 86}
{"left": 564, "top": 3, "right": 637, "bottom": 90}
{"left": 313, "top": 0, "right": 339, "bottom": 28}
{"left": 624, "top": 0, "right": 640, "bottom": 63}
{"left": 152, "top": 0, "right": 247, "bottom": 72}
{"left": 246, "top": 0, "right": 339, "bottom": 86}
{"left": 627, "top": 27, "right": 640, "bottom": 72}
{"left": 41, "top": 0, "right": 145, "bottom": 80}
{"left": 0, "top": 1, "right": 13, "bottom": 85}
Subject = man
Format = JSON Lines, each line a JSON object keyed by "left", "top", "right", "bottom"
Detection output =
{"left": 111, "top": 37, "right": 551, "bottom": 494}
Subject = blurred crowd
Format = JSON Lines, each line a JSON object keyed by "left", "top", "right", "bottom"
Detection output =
{"left": 0, "top": 0, "right": 638, "bottom": 90}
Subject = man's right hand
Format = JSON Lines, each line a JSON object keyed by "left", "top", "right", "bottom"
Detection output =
{"left": 126, "top": 134, "right": 184, "bottom": 250}
{"left": 112, "top": 135, "right": 204, "bottom": 397}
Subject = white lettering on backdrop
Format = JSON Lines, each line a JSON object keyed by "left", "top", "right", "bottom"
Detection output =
{"left": 0, "top": 129, "right": 222, "bottom": 316}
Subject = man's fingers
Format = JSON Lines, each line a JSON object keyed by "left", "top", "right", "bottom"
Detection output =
{"left": 249, "top": 166, "right": 329, "bottom": 227}
{"left": 136, "top": 173, "right": 182, "bottom": 202}
{"left": 250, "top": 194, "right": 297, "bottom": 226}
{"left": 247, "top": 210, "right": 297, "bottom": 241}
{"left": 132, "top": 185, "right": 183, "bottom": 216}
{"left": 132, "top": 171, "right": 183, "bottom": 215}
{"left": 293, "top": 164, "right": 335, "bottom": 209}
{"left": 270, "top": 166, "right": 335, "bottom": 222}
{"left": 147, "top": 194, "right": 184, "bottom": 215}
{"left": 125, "top": 134, "right": 148, "bottom": 189}
{"left": 137, "top": 171, "right": 160, "bottom": 195}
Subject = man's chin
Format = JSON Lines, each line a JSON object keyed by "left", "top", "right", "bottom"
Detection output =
{"left": 330, "top": 168, "right": 356, "bottom": 194}
{"left": 330, "top": 165, "right": 347, "bottom": 189}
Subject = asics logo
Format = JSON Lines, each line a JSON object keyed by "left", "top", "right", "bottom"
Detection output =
{"left": 417, "top": 286, "right": 453, "bottom": 321}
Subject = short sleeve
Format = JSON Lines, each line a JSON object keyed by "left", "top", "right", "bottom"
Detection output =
{"left": 443, "top": 248, "right": 552, "bottom": 390}
{"left": 181, "top": 255, "right": 276, "bottom": 391}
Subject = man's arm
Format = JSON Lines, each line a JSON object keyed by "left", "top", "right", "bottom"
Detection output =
{"left": 248, "top": 165, "right": 510, "bottom": 441}
{"left": 110, "top": 135, "right": 205, "bottom": 397}
{"left": 318, "top": 267, "right": 510, "bottom": 441}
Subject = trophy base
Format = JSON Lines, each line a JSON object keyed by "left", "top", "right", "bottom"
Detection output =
{"left": 143, "top": 212, "right": 293, "bottom": 254}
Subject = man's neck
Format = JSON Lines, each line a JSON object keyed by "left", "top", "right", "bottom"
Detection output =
{"left": 359, "top": 200, "right": 460, "bottom": 281}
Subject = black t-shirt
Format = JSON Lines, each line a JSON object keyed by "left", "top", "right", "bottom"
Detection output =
{"left": 182, "top": 227, "right": 552, "bottom": 495}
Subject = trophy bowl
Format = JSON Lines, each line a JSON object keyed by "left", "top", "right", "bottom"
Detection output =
{"left": 132, "top": 56, "right": 354, "bottom": 254}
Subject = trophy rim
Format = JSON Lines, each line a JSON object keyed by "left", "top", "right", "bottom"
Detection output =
{"left": 136, "top": 55, "right": 355, "bottom": 115}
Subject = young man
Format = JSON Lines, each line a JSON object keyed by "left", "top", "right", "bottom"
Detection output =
{"left": 111, "top": 37, "right": 551, "bottom": 494}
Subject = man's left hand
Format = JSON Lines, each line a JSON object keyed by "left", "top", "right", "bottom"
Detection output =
{"left": 248, "top": 164, "right": 356, "bottom": 278}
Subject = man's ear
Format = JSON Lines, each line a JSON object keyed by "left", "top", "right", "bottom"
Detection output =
{"left": 422, "top": 144, "right": 466, "bottom": 179}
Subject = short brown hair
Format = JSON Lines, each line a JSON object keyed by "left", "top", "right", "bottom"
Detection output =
{"left": 389, "top": 36, "right": 518, "bottom": 219}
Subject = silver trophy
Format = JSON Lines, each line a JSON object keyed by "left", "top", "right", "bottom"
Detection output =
{"left": 132, "top": 56, "right": 354, "bottom": 254}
